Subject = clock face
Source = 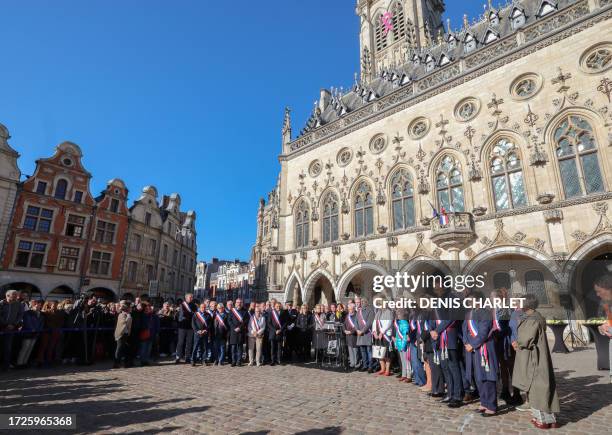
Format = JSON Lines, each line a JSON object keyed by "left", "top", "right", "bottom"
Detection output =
{"left": 381, "top": 11, "right": 394, "bottom": 35}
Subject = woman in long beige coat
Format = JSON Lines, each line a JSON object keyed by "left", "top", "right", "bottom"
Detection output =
{"left": 512, "top": 294, "right": 560, "bottom": 430}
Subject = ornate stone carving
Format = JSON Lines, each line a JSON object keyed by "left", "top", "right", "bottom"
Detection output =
{"left": 533, "top": 238, "right": 546, "bottom": 252}
{"left": 597, "top": 77, "right": 612, "bottom": 103}
{"left": 529, "top": 142, "right": 549, "bottom": 167}
{"left": 472, "top": 206, "right": 487, "bottom": 216}
{"left": 464, "top": 247, "right": 476, "bottom": 259}
{"left": 571, "top": 230, "right": 588, "bottom": 242}
{"left": 377, "top": 225, "right": 388, "bottom": 234}
{"left": 332, "top": 245, "right": 341, "bottom": 255}
{"left": 512, "top": 232, "right": 527, "bottom": 242}
{"left": 430, "top": 212, "right": 476, "bottom": 251}
{"left": 543, "top": 209, "right": 563, "bottom": 223}
{"left": 300, "top": 251, "right": 307, "bottom": 260}
{"left": 386, "top": 236, "right": 398, "bottom": 247}
{"left": 341, "top": 232, "right": 350, "bottom": 241}
{"left": 536, "top": 193, "right": 555, "bottom": 204}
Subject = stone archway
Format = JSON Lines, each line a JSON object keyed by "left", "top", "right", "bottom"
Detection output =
{"left": 565, "top": 235, "right": 612, "bottom": 319}
{"left": 47, "top": 285, "right": 75, "bottom": 301}
{"left": 463, "top": 247, "right": 564, "bottom": 318}
{"left": 303, "top": 269, "right": 336, "bottom": 307}
{"left": 283, "top": 271, "right": 303, "bottom": 305}
{"left": 336, "top": 262, "right": 389, "bottom": 304}
{"left": 0, "top": 282, "right": 42, "bottom": 301}
{"left": 398, "top": 256, "right": 451, "bottom": 297}
{"left": 88, "top": 287, "right": 117, "bottom": 303}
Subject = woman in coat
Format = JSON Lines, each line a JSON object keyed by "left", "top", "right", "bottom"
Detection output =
{"left": 512, "top": 294, "right": 560, "bottom": 429}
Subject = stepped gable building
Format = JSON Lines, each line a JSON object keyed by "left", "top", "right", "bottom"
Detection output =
{"left": 0, "top": 141, "right": 129, "bottom": 301}
{"left": 253, "top": 0, "right": 612, "bottom": 319}
{"left": 0, "top": 124, "right": 21, "bottom": 259}
{"left": 121, "top": 187, "right": 197, "bottom": 301}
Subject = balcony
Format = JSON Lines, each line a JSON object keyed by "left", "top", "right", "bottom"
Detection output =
{"left": 430, "top": 212, "right": 476, "bottom": 251}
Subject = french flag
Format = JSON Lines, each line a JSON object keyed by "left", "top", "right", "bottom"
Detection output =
{"left": 430, "top": 201, "right": 449, "bottom": 226}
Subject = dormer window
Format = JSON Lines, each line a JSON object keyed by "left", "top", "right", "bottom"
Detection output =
{"left": 511, "top": 8, "right": 526, "bottom": 29}
{"left": 425, "top": 55, "right": 435, "bottom": 71}
{"left": 484, "top": 30, "right": 499, "bottom": 44}
{"left": 400, "top": 74, "right": 411, "bottom": 85}
{"left": 537, "top": 1, "right": 557, "bottom": 17}
{"left": 439, "top": 54, "right": 450, "bottom": 66}
{"left": 464, "top": 34, "right": 477, "bottom": 53}
{"left": 412, "top": 54, "right": 420, "bottom": 66}
{"left": 447, "top": 35, "right": 458, "bottom": 49}
{"left": 489, "top": 12, "right": 500, "bottom": 26}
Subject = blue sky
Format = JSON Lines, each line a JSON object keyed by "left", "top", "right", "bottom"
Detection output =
{"left": 1, "top": 1, "right": 482, "bottom": 261}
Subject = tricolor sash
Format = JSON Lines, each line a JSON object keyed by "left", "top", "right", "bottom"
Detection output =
{"left": 250, "top": 315, "right": 262, "bottom": 334}
{"left": 182, "top": 301, "right": 192, "bottom": 313}
{"left": 489, "top": 309, "right": 501, "bottom": 338}
{"left": 410, "top": 319, "right": 417, "bottom": 331}
{"left": 195, "top": 311, "right": 208, "bottom": 328}
{"left": 394, "top": 320, "right": 405, "bottom": 341}
{"left": 467, "top": 318, "right": 478, "bottom": 338}
{"left": 314, "top": 313, "right": 325, "bottom": 329}
{"left": 231, "top": 308, "right": 244, "bottom": 323}
{"left": 271, "top": 310, "right": 282, "bottom": 329}
{"left": 215, "top": 313, "right": 227, "bottom": 329}
{"left": 346, "top": 314, "right": 356, "bottom": 330}
{"left": 377, "top": 319, "right": 392, "bottom": 343}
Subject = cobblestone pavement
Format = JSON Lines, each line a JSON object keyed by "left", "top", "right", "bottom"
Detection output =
{"left": 0, "top": 346, "right": 610, "bottom": 435}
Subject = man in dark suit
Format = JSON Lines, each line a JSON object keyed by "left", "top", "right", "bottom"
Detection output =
{"left": 228, "top": 298, "right": 248, "bottom": 366}
{"left": 175, "top": 293, "right": 197, "bottom": 364}
{"left": 191, "top": 302, "right": 212, "bottom": 366}
{"left": 267, "top": 301, "right": 287, "bottom": 366}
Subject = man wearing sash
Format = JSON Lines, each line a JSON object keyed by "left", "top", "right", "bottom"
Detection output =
{"left": 248, "top": 304, "right": 266, "bottom": 366}
{"left": 430, "top": 284, "right": 464, "bottom": 408}
{"left": 228, "top": 298, "right": 247, "bottom": 367}
{"left": 175, "top": 293, "right": 197, "bottom": 364}
{"left": 408, "top": 307, "right": 426, "bottom": 386}
{"left": 355, "top": 297, "right": 375, "bottom": 373}
{"left": 213, "top": 303, "right": 229, "bottom": 365}
{"left": 312, "top": 304, "right": 327, "bottom": 364}
{"left": 191, "top": 303, "right": 211, "bottom": 366}
{"left": 463, "top": 291, "right": 498, "bottom": 417}
{"left": 295, "top": 304, "right": 313, "bottom": 362}
{"left": 344, "top": 302, "right": 359, "bottom": 370}
{"left": 267, "top": 301, "right": 287, "bottom": 366}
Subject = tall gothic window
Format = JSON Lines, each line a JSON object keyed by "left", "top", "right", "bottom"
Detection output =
{"left": 490, "top": 138, "right": 527, "bottom": 210}
{"left": 390, "top": 2, "right": 406, "bottom": 42}
{"left": 554, "top": 116, "right": 604, "bottom": 198}
{"left": 390, "top": 169, "right": 415, "bottom": 230}
{"left": 375, "top": 13, "right": 388, "bottom": 52}
{"left": 354, "top": 182, "right": 374, "bottom": 237}
{"left": 436, "top": 156, "right": 465, "bottom": 212}
{"left": 295, "top": 200, "right": 310, "bottom": 248}
{"left": 322, "top": 192, "right": 339, "bottom": 244}
{"left": 525, "top": 270, "right": 549, "bottom": 305}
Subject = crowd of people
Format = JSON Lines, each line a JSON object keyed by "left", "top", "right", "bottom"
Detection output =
{"left": 1, "top": 273, "right": 611, "bottom": 431}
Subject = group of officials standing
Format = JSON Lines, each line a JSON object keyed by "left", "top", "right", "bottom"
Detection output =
{"left": 114, "top": 282, "right": 570, "bottom": 431}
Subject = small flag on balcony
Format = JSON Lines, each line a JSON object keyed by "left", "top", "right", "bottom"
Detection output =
{"left": 428, "top": 200, "right": 449, "bottom": 226}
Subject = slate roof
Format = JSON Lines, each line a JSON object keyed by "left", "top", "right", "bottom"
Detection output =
{"left": 298, "top": 0, "right": 575, "bottom": 137}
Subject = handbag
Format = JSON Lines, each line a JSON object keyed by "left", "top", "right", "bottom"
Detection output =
{"left": 372, "top": 340, "right": 387, "bottom": 359}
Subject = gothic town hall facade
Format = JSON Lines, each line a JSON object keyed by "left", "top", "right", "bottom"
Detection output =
{"left": 251, "top": 0, "right": 612, "bottom": 320}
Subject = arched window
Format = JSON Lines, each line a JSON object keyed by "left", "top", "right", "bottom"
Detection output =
{"left": 490, "top": 138, "right": 527, "bottom": 210}
{"left": 525, "top": 270, "right": 549, "bottom": 305}
{"left": 54, "top": 179, "right": 68, "bottom": 200}
{"left": 295, "top": 201, "right": 310, "bottom": 248}
{"left": 354, "top": 181, "right": 374, "bottom": 237}
{"left": 374, "top": 13, "right": 388, "bottom": 52}
{"left": 390, "top": 169, "right": 415, "bottom": 230}
{"left": 554, "top": 115, "right": 604, "bottom": 198}
{"left": 436, "top": 156, "right": 465, "bottom": 212}
{"left": 390, "top": 2, "right": 406, "bottom": 41}
{"left": 493, "top": 272, "right": 511, "bottom": 291}
{"left": 322, "top": 192, "right": 339, "bottom": 244}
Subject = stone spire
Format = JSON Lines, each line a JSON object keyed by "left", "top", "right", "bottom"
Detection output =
{"left": 282, "top": 107, "right": 292, "bottom": 150}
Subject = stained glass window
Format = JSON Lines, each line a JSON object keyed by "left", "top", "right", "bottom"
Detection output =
{"left": 490, "top": 138, "right": 527, "bottom": 210}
